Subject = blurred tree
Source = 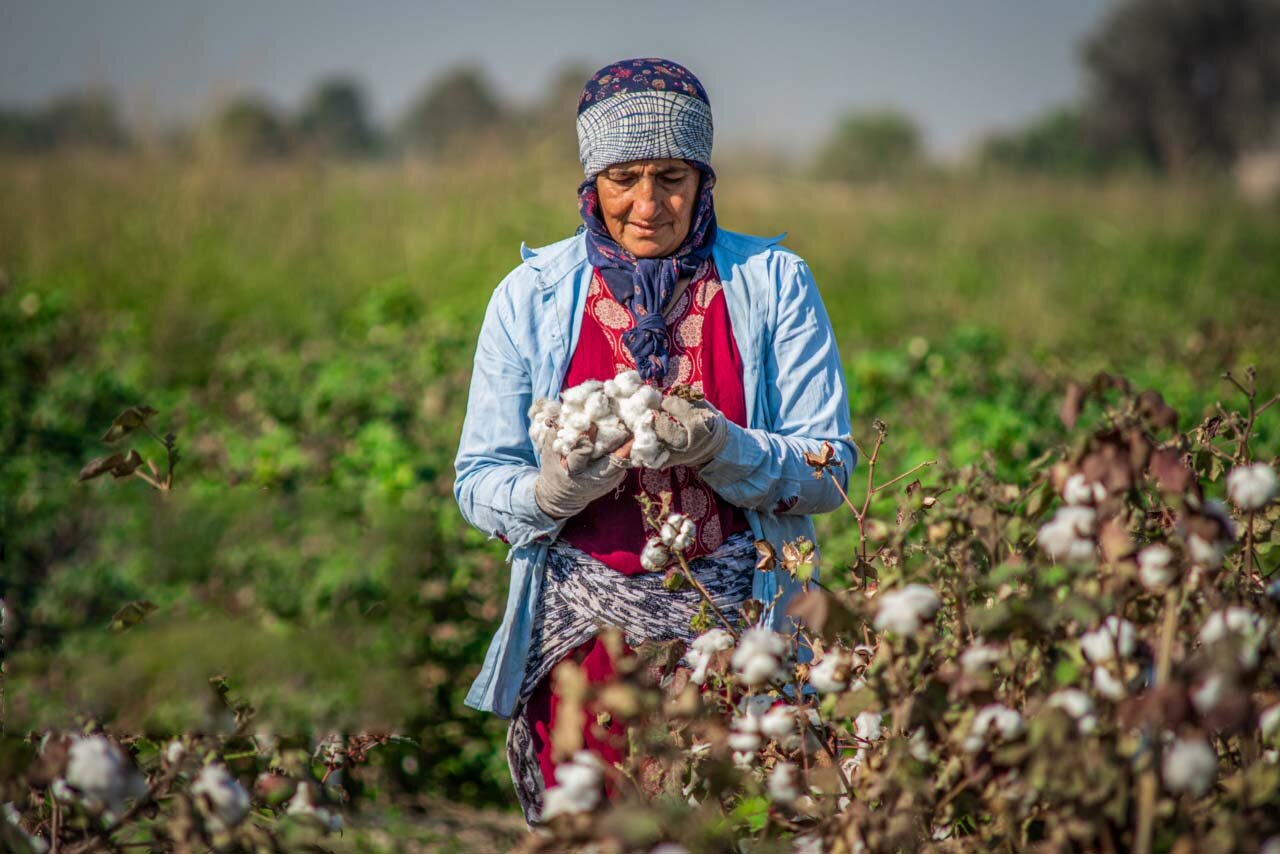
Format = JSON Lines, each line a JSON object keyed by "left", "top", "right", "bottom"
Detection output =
{"left": 398, "top": 66, "right": 504, "bottom": 155}
{"left": 0, "top": 108, "right": 54, "bottom": 153}
{"left": 214, "top": 96, "right": 292, "bottom": 160}
{"left": 977, "top": 106, "right": 1147, "bottom": 176}
{"left": 296, "top": 76, "right": 380, "bottom": 157}
{"left": 1082, "top": 0, "right": 1280, "bottom": 173}
{"left": 45, "top": 90, "right": 130, "bottom": 150}
{"left": 815, "top": 110, "right": 923, "bottom": 182}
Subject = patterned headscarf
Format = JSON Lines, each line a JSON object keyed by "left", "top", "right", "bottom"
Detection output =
{"left": 575, "top": 59, "right": 718, "bottom": 382}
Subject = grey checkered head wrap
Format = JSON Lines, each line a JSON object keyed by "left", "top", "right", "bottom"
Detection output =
{"left": 575, "top": 58, "right": 713, "bottom": 178}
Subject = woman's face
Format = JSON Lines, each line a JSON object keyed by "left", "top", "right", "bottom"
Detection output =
{"left": 595, "top": 158, "right": 700, "bottom": 258}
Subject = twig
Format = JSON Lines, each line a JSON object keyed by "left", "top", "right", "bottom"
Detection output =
{"left": 675, "top": 553, "right": 739, "bottom": 640}
{"left": 871, "top": 459, "right": 938, "bottom": 495}
{"left": 1135, "top": 586, "right": 1183, "bottom": 854}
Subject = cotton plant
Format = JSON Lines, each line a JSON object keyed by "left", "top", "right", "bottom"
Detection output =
{"left": 191, "top": 763, "right": 251, "bottom": 833}
{"left": 731, "top": 628, "right": 791, "bottom": 687}
{"left": 1226, "top": 462, "right": 1277, "bottom": 510}
{"left": 1198, "top": 607, "right": 1271, "bottom": 669}
{"left": 963, "top": 705, "right": 1026, "bottom": 753}
{"left": 684, "top": 627, "right": 736, "bottom": 685}
{"left": 60, "top": 734, "right": 147, "bottom": 817}
{"left": 541, "top": 751, "right": 606, "bottom": 821}
{"left": 1137, "top": 543, "right": 1178, "bottom": 592}
{"left": 1038, "top": 505, "right": 1097, "bottom": 563}
{"left": 872, "top": 584, "right": 941, "bottom": 635}
{"left": 1162, "top": 737, "right": 1217, "bottom": 798}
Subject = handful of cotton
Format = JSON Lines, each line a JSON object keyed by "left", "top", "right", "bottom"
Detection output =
{"left": 528, "top": 370, "right": 669, "bottom": 471}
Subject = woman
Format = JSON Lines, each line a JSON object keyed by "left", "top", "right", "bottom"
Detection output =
{"left": 453, "top": 58, "right": 857, "bottom": 824}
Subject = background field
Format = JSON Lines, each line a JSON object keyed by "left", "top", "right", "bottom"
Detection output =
{"left": 3, "top": 150, "right": 1278, "bottom": 829}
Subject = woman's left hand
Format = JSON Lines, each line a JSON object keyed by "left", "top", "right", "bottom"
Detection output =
{"left": 655, "top": 395, "right": 729, "bottom": 468}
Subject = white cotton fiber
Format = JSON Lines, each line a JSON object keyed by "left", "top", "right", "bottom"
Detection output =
{"left": 612, "top": 370, "right": 644, "bottom": 397}
{"left": 583, "top": 391, "right": 612, "bottom": 421}
{"left": 537, "top": 370, "right": 673, "bottom": 469}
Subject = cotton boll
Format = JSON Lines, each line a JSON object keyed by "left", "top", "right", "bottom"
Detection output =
{"left": 191, "top": 763, "right": 251, "bottom": 832}
{"left": 1199, "top": 607, "right": 1270, "bottom": 668}
{"left": 65, "top": 735, "right": 146, "bottom": 815}
{"left": 553, "top": 425, "right": 583, "bottom": 458}
{"left": 1138, "top": 544, "right": 1177, "bottom": 592}
{"left": 768, "top": 762, "right": 801, "bottom": 806}
{"left": 1188, "top": 533, "right": 1228, "bottom": 569}
{"left": 728, "top": 718, "right": 763, "bottom": 753}
{"left": 612, "top": 370, "right": 643, "bottom": 398}
{"left": 661, "top": 513, "right": 696, "bottom": 552}
{"left": 873, "top": 584, "right": 941, "bottom": 635}
{"left": 855, "top": 711, "right": 884, "bottom": 743}
{"left": 561, "top": 381, "right": 604, "bottom": 407}
{"left": 592, "top": 414, "right": 630, "bottom": 456}
{"left": 1048, "top": 689, "right": 1098, "bottom": 734}
{"left": 1162, "top": 737, "right": 1216, "bottom": 797}
{"left": 963, "top": 704, "right": 1025, "bottom": 753}
{"left": 731, "top": 628, "right": 790, "bottom": 687}
{"left": 1260, "top": 704, "right": 1280, "bottom": 742}
{"left": 908, "top": 727, "right": 931, "bottom": 761}
{"left": 685, "top": 628, "right": 734, "bottom": 685}
{"left": 761, "top": 705, "right": 797, "bottom": 741}
{"left": 641, "top": 537, "right": 672, "bottom": 573}
{"left": 1227, "top": 463, "right": 1277, "bottom": 510}
{"left": 563, "top": 408, "right": 593, "bottom": 432}
{"left": 1080, "top": 616, "right": 1136, "bottom": 662}
{"left": 1093, "top": 666, "right": 1127, "bottom": 701}
{"left": 960, "top": 643, "right": 1003, "bottom": 674}
{"left": 808, "top": 650, "right": 850, "bottom": 694}
{"left": 1191, "top": 674, "right": 1229, "bottom": 716}
{"left": 286, "top": 784, "right": 343, "bottom": 833}
{"left": 527, "top": 398, "right": 561, "bottom": 449}
{"left": 540, "top": 751, "right": 604, "bottom": 820}
{"left": 1063, "top": 473, "right": 1105, "bottom": 506}
{"left": 629, "top": 411, "right": 670, "bottom": 469}
{"left": 583, "top": 390, "right": 612, "bottom": 421}
{"left": 1039, "top": 506, "right": 1097, "bottom": 562}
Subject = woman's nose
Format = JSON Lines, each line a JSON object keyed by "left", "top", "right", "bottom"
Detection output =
{"left": 632, "top": 181, "right": 659, "bottom": 219}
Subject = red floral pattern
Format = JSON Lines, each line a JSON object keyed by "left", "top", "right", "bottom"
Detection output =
{"left": 559, "top": 258, "right": 750, "bottom": 573}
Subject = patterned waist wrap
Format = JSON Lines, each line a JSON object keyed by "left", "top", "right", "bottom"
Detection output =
{"left": 507, "top": 530, "right": 756, "bottom": 824}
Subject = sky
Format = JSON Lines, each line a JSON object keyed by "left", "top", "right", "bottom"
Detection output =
{"left": 0, "top": 0, "right": 1115, "bottom": 157}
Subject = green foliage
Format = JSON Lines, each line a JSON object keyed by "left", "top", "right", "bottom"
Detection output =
{"left": 398, "top": 66, "right": 505, "bottom": 155}
{"left": 295, "top": 76, "right": 380, "bottom": 157}
{"left": 1, "top": 155, "right": 1278, "bottom": 832}
{"left": 814, "top": 109, "right": 923, "bottom": 181}
{"left": 213, "top": 95, "right": 294, "bottom": 159}
{"left": 978, "top": 106, "right": 1147, "bottom": 176}
{"left": 1082, "top": 0, "right": 1280, "bottom": 173}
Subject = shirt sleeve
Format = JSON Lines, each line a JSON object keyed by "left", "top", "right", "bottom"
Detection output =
{"left": 699, "top": 256, "right": 857, "bottom": 514}
{"left": 452, "top": 277, "right": 569, "bottom": 550}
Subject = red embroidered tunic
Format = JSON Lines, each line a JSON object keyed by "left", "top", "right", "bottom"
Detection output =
{"left": 527, "top": 258, "right": 751, "bottom": 793}
{"left": 559, "top": 258, "right": 752, "bottom": 571}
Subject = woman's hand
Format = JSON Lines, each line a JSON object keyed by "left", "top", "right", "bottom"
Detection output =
{"left": 655, "top": 395, "right": 729, "bottom": 468}
{"left": 533, "top": 432, "right": 631, "bottom": 519}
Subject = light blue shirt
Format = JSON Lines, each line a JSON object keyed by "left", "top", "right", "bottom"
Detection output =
{"left": 453, "top": 227, "right": 857, "bottom": 718}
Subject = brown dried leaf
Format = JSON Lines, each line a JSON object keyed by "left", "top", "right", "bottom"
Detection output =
{"left": 1149, "top": 447, "right": 1193, "bottom": 495}
{"left": 79, "top": 452, "right": 126, "bottom": 481}
{"left": 101, "top": 405, "right": 158, "bottom": 443}
{"left": 1060, "top": 381, "right": 1085, "bottom": 429}
{"left": 755, "top": 539, "right": 776, "bottom": 572}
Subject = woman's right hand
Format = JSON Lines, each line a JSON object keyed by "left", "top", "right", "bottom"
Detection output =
{"left": 533, "top": 432, "right": 631, "bottom": 520}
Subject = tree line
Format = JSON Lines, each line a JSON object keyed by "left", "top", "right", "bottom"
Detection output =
{"left": 2, "top": 0, "right": 1277, "bottom": 178}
